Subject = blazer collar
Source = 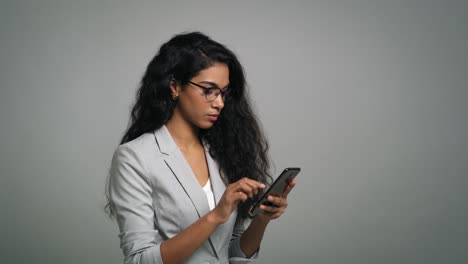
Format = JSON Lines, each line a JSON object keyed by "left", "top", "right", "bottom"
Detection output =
{"left": 153, "top": 124, "right": 178, "bottom": 156}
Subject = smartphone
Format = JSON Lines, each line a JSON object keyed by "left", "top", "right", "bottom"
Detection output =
{"left": 248, "top": 167, "right": 301, "bottom": 217}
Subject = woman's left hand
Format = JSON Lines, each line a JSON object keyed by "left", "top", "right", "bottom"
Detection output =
{"left": 254, "top": 179, "right": 297, "bottom": 222}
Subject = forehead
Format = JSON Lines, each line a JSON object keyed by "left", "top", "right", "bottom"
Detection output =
{"left": 192, "top": 63, "right": 229, "bottom": 87}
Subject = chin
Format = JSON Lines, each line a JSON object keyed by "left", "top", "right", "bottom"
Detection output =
{"left": 197, "top": 121, "right": 215, "bottom": 130}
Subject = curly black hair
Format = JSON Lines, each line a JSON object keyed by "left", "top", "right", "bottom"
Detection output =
{"left": 105, "top": 31, "right": 272, "bottom": 218}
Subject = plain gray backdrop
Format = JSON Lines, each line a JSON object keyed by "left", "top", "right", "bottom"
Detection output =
{"left": 1, "top": 0, "right": 467, "bottom": 263}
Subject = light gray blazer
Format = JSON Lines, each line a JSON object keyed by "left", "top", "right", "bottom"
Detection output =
{"left": 109, "top": 125, "right": 258, "bottom": 264}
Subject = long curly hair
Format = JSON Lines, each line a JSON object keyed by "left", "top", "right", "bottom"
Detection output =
{"left": 105, "top": 31, "right": 272, "bottom": 218}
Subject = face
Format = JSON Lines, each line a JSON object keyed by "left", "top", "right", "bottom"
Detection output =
{"left": 171, "top": 62, "right": 229, "bottom": 129}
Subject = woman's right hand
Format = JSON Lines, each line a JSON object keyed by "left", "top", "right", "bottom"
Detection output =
{"left": 209, "top": 177, "right": 265, "bottom": 224}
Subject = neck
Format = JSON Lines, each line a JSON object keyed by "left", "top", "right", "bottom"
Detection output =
{"left": 165, "top": 110, "right": 200, "bottom": 151}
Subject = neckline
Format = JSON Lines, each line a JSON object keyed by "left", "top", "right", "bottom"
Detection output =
{"left": 202, "top": 178, "right": 211, "bottom": 190}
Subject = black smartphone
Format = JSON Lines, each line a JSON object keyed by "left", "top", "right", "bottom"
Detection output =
{"left": 248, "top": 167, "right": 301, "bottom": 217}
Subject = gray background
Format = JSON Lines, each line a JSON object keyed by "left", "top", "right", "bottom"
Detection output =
{"left": 1, "top": 0, "right": 467, "bottom": 263}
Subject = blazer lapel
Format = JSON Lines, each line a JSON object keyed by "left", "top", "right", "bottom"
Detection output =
{"left": 154, "top": 126, "right": 211, "bottom": 219}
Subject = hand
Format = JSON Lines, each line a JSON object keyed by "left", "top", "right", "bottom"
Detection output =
{"left": 209, "top": 177, "right": 265, "bottom": 224}
{"left": 254, "top": 178, "right": 297, "bottom": 223}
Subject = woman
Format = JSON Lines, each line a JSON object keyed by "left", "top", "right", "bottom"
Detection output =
{"left": 106, "top": 32, "right": 296, "bottom": 264}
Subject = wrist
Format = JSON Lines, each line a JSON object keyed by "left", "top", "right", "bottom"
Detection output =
{"left": 206, "top": 210, "right": 224, "bottom": 225}
{"left": 253, "top": 214, "right": 271, "bottom": 226}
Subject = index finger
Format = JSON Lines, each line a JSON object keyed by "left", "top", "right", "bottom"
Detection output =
{"left": 253, "top": 177, "right": 267, "bottom": 188}
{"left": 237, "top": 177, "right": 266, "bottom": 190}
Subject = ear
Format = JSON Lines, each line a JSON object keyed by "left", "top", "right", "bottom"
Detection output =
{"left": 169, "top": 79, "right": 180, "bottom": 98}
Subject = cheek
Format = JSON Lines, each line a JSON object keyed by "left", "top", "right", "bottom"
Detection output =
{"left": 179, "top": 94, "right": 207, "bottom": 118}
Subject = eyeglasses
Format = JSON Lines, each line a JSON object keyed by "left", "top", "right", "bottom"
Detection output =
{"left": 187, "top": 81, "right": 230, "bottom": 102}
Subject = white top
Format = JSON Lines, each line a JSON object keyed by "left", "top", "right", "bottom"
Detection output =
{"left": 202, "top": 178, "right": 216, "bottom": 210}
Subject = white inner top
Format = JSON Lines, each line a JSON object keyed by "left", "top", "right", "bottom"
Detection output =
{"left": 202, "top": 178, "right": 215, "bottom": 210}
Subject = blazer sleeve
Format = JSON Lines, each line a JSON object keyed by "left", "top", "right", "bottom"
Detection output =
{"left": 228, "top": 213, "right": 260, "bottom": 263}
{"left": 109, "top": 145, "right": 164, "bottom": 264}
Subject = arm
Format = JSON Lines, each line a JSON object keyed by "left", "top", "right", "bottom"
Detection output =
{"left": 109, "top": 145, "right": 162, "bottom": 264}
{"left": 161, "top": 178, "right": 265, "bottom": 263}
{"left": 238, "top": 217, "right": 269, "bottom": 257}
{"left": 237, "top": 179, "right": 298, "bottom": 257}
{"left": 161, "top": 177, "right": 267, "bottom": 264}
{"left": 159, "top": 212, "right": 220, "bottom": 263}
{"left": 228, "top": 213, "right": 267, "bottom": 262}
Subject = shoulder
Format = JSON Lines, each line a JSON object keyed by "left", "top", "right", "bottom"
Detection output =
{"left": 119, "top": 132, "right": 156, "bottom": 153}
{"left": 111, "top": 130, "right": 163, "bottom": 171}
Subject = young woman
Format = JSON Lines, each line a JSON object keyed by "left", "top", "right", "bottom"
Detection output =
{"left": 106, "top": 32, "right": 296, "bottom": 264}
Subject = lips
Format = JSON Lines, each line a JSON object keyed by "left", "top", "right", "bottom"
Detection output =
{"left": 207, "top": 114, "right": 219, "bottom": 121}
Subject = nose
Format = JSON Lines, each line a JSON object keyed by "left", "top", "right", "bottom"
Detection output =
{"left": 211, "top": 94, "right": 224, "bottom": 110}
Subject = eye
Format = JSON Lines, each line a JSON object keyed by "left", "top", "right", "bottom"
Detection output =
{"left": 205, "top": 88, "right": 220, "bottom": 95}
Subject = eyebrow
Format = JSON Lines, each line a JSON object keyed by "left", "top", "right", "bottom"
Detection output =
{"left": 199, "top": 81, "right": 230, "bottom": 90}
